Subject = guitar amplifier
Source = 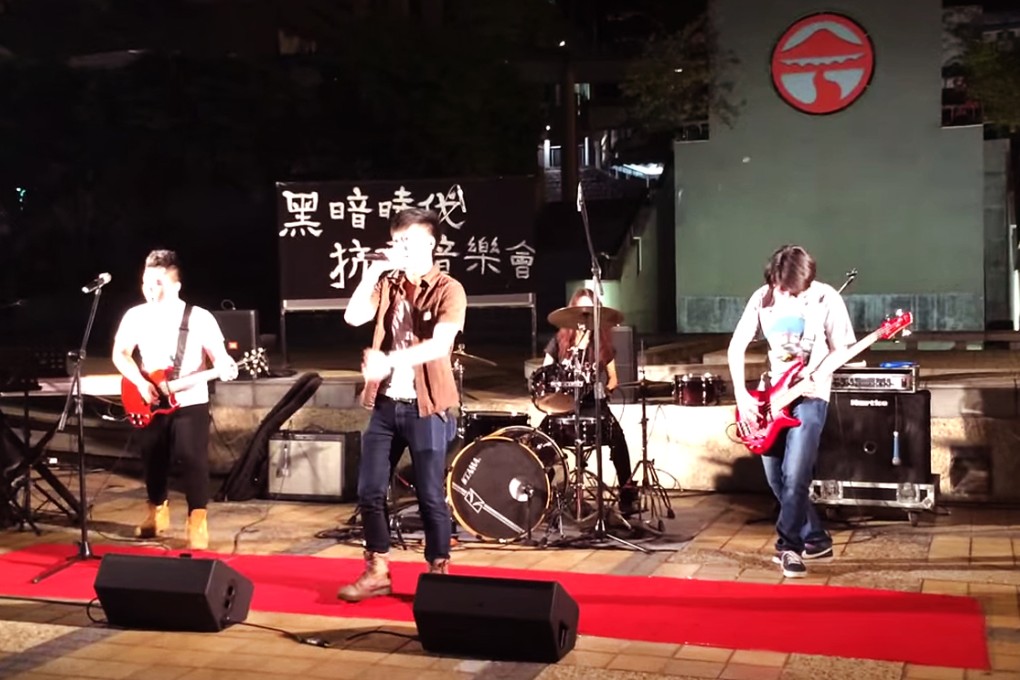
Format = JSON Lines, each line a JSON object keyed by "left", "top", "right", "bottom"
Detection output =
{"left": 211, "top": 309, "right": 258, "bottom": 362}
{"left": 266, "top": 431, "right": 360, "bottom": 502}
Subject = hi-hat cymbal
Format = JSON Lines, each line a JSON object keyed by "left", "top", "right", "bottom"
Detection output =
{"left": 451, "top": 345, "right": 497, "bottom": 367}
{"left": 547, "top": 305, "right": 624, "bottom": 330}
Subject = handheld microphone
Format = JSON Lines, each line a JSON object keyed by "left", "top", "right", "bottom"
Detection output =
{"left": 82, "top": 272, "right": 112, "bottom": 294}
{"left": 362, "top": 251, "right": 390, "bottom": 262}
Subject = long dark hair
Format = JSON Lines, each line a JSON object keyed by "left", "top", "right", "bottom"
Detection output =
{"left": 762, "top": 244, "right": 816, "bottom": 307}
{"left": 555, "top": 288, "right": 615, "bottom": 364}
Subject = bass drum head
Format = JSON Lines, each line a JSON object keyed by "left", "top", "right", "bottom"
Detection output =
{"left": 447, "top": 435, "right": 552, "bottom": 542}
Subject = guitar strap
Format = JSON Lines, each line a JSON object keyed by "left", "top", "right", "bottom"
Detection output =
{"left": 171, "top": 305, "right": 194, "bottom": 380}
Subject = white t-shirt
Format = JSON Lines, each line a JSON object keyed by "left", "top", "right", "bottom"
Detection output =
{"left": 114, "top": 300, "right": 225, "bottom": 408}
{"left": 731, "top": 281, "right": 856, "bottom": 401}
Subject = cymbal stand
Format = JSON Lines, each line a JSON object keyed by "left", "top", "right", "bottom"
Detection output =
{"left": 629, "top": 368, "right": 675, "bottom": 532}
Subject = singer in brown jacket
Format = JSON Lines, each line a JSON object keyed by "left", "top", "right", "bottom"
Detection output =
{"left": 337, "top": 207, "right": 466, "bottom": 602}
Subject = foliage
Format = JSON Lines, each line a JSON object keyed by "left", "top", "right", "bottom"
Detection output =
{"left": 960, "top": 36, "right": 1020, "bottom": 132}
{"left": 619, "top": 12, "right": 741, "bottom": 135}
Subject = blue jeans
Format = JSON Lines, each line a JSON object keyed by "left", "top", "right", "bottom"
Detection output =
{"left": 762, "top": 397, "right": 832, "bottom": 554}
{"left": 358, "top": 396, "right": 456, "bottom": 563}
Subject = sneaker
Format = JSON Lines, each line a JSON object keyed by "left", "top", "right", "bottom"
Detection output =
{"left": 803, "top": 544, "right": 833, "bottom": 561}
{"left": 779, "top": 550, "right": 806, "bottom": 578}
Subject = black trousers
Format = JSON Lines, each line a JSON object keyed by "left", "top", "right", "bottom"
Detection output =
{"left": 131, "top": 403, "right": 211, "bottom": 512}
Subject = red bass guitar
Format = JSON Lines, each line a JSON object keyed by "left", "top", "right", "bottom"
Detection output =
{"left": 122, "top": 348, "right": 268, "bottom": 428}
{"left": 735, "top": 311, "right": 913, "bottom": 455}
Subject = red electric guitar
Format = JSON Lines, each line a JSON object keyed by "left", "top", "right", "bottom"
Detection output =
{"left": 735, "top": 311, "right": 913, "bottom": 455}
{"left": 122, "top": 348, "right": 268, "bottom": 428}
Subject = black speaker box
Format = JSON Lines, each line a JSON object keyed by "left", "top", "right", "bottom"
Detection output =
{"left": 94, "top": 554, "right": 254, "bottom": 632}
{"left": 610, "top": 325, "right": 636, "bottom": 404}
{"left": 413, "top": 573, "right": 579, "bottom": 663}
{"left": 211, "top": 309, "right": 258, "bottom": 361}
{"left": 817, "top": 390, "right": 933, "bottom": 484}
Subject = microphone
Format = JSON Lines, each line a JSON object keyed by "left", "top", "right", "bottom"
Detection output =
{"left": 81, "top": 272, "right": 112, "bottom": 294}
{"left": 362, "top": 251, "right": 390, "bottom": 262}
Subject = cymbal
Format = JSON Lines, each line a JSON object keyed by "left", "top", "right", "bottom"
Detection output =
{"left": 451, "top": 346, "right": 497, "bottom": 367}
{"left": 547, "top": 305, "right": 624, "bottom": 330}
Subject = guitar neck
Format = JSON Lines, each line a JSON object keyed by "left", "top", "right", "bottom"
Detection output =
{"left": 771, "top": 327, "right": 886, "bottom": 411}
{"left": 166, "top": 367, "right": 220, "bottom": 393}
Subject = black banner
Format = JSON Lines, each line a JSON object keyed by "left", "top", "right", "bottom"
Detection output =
{"left": 277, "top": 177, "right": 537, "bottom": 302}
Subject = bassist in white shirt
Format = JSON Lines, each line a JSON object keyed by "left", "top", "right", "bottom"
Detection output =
{"left": 728, "top": 245, "right": 855, "bottom": 578}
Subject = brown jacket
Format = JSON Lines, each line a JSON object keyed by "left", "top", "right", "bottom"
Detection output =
{"left": 360, "top": 265, "right": 466, "bottom": 417}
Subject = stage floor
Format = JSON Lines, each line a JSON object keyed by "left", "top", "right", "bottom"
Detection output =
{"left": 1, "top": 469, "right": 1018, "bottom": 679}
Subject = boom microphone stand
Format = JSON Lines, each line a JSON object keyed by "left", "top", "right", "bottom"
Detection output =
{"left": 32, "top": 274, "right": 109, "bottom": 582}
{"left": 557, "top": 183, "right": 645, "bottom": 552}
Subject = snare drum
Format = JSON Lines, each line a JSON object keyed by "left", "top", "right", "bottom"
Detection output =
{"left": 674, "top": 373, "right": 724, "bottom": 406}
{"left": 461, "top": 410, "right": 530, "bottom": 442}
{"left": 447, "top": 426, "right": 568, "bottom": 541}
{"left": 529, "top": 364, "right": 589, "bottom": 414}
{"left": 539, "top": 414, "right": 614, "bottom": 449}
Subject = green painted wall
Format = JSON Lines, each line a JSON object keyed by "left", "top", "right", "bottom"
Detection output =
{"left": 675, "top": 0, "right": 986, "bottom": 332}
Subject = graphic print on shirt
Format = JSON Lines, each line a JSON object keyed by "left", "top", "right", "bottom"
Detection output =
{"left": 765, "top": 310, "right": 809, "bottom": 365}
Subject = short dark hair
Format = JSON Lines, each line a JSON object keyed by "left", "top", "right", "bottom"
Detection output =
{"left": 390, "top": 208, "right": 440, "bottom": 238}
{"left": 145, "top": 249, "right": 180, "bottom": 278}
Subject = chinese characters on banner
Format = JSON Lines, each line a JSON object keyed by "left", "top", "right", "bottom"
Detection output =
{"left": 277, "top": 178, "right": 537, "bottom": 302}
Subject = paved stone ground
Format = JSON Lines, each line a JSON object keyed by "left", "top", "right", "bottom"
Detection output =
{"left": 0, "top": 469, "right": 1018, "bottom": 680}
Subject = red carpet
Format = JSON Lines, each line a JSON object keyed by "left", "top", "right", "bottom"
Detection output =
{"left": 0, "top": 543, "right": 989, "bottom": 669}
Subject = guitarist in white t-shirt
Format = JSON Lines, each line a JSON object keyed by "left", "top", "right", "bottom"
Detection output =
{"left": 112, "top": 249, "right": 238, "bottom": 549}
{"left": 727, "top": 245, "right": 856, "bottom": 578}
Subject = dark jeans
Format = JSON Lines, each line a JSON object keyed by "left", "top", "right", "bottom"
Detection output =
{"left": 131, "top": 403, "right": 211, "bottom": 512}
{"left": 762, "top": 397, "right": 831, "bottom": 554}
{"left": 359, "top": 396, "right": 456, "bottom": 563}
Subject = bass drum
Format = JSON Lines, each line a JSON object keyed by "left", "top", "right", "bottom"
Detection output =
{"left": 447, "top": 426, "right": 567, "bottom": 542}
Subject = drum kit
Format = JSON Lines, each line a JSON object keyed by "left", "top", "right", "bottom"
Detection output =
{"left": 350, "top": 304, "right": 721, "bottom": 549}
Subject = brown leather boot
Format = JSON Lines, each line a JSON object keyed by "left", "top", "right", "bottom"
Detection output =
{"left": 135, "top": 501, "right": 170, "bottom": 539}
{"left": 428, "top": 558, "right": 450, "bottom": 575}
{"left": 187, "top": 509, "right": 208, "bottom": 550}
{"left": 337, "top": 551, "right": 392, "bottom": 602}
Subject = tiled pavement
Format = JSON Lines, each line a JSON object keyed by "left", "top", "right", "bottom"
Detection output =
{"left": 1, "top": 471, "right": 1019, "bottom": 680}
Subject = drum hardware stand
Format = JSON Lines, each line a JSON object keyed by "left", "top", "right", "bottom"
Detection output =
{"left": 33, "top": 277, "right": 108, "bottom": 583}
{"left": 628, "top": 372, "right": 675, "bottom": 533}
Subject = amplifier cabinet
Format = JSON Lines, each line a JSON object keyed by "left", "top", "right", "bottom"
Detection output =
{"left": 813, "top": 390, "right": 936, "bottom": 512}
{"left": 211, "top": 309, "right": 259, "bottom": 362}
{"left": 266, "top": 431, "right": 360, "bottom": 502}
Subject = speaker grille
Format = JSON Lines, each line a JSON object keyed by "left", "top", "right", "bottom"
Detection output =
{"left": 817, "top": 390, "right": 933, "bottom": 484}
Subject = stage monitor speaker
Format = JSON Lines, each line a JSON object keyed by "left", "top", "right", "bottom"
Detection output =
{"left": 94, "top": 554, "right": 254, "bottom": 632}
{"left": 266, "top": 431, "right": 360, "bottom": 502}
{"left": 610, "top": 325, "right": 636, "bottom": 404}
{"left": 413, "top": 573, "right": 579, "bottom": 663}
{"left": 817, "top": 390, "right": 933, "bottom": 484}
{"left": 211, "top": 309, "right": 258, "bottom": 361}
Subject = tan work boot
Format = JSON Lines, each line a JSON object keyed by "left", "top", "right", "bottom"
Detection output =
{"left": 135, "top": 501, "right": 170, "bottom": 539}
{"left": 187, "top": 509, "right": 208, "bottom": 550}
{"left": 337, "top": 551, "right": 392, "bottom": 602}
{"left": 428, "top": 558, "right": 450, "bottom": 575}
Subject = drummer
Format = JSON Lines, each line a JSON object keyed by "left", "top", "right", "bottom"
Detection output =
{"left": 541, "top": 288, "right": 637, "bottom": 516}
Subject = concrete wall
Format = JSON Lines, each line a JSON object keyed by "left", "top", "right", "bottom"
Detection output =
{"left": 675, "top": 0, "right": 987, "bottom": 332}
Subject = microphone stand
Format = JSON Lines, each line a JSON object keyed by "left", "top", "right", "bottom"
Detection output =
{"left": 33, "top": 283, "right": 105, "bottom": 582}
{"left": 561, "top": 182, "right": 646, "bottom": 552}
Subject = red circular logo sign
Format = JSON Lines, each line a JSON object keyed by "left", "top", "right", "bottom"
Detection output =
{"left": 771, "top": 13, "right": 875, "bottom": 115}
